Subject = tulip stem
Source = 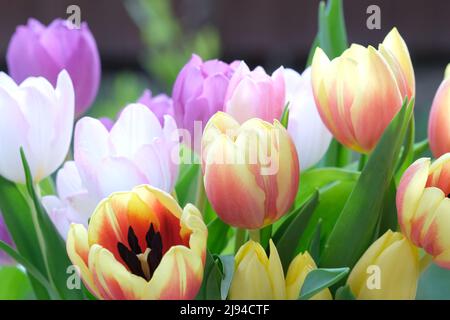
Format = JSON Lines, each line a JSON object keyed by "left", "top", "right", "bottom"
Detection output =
{"left": 248, "top": 229, "right": 260, "bottom": 243}
{"left": 234, "top": 229, "right": 247, "bottom": 253}
{"left": 419, "top": 254, "right": 433, "bottom": 273}
{"left": 195, "top": 171, "right": 207, "bottom": 216}
{"left": 358, "top": 154, "right": 368, "bottom": 171}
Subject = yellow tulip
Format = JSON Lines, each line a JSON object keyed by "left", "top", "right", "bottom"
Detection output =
{"left": 347, "top": 230, "right": 419, "bottom": 300}
{"left": 228, "top": 240, "right": 331, "bottom": 300}
{"left": 311, "top": 28, "right": 414, "bottom": 153}
{"left": 397, "top": 154, "right": 450, "bottom": 268}
{"left": 66, "top": 185, "right": 207, "bottom": 300}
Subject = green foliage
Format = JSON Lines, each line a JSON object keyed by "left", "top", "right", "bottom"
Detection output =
{"left": 298, "top": 267, "right": 349, "bottom": 300}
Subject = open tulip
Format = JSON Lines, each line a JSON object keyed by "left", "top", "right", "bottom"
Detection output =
{"left": 42, "top": 103, "right": 179, "bottom": 239}
{"left": 0, "top": 213, "right": 14, "bottom": 265}
{"left": 201, "top": 112, "right": 299, "bottom": 229}
{"left": 7, "top": 18, "right": 100, "bottom": 117}
{"left": 347, "top": 230, "right": 419, "bottom": 300}
{"left": 229, "top": 240, "right": 331, "bottom": 300}
{"left": 66, "top": 184, "right": 207, "bottom": 300}
{"left": 224, "top": 62, "right": 285, "bottom": 124}
{"left": 397, "top": 154, "right": 450, "bottom": 268}
{"left": 0, "top": 70, "right": 74, "bottom": 183}
{"left": 172, "top": 54, "right": 238, "bottom": 152}
{"left": 284, "top": 67, "right": 332, "bottom": 170}
{"left": 311, "top": 28, "right": 415, "bottom": 153}
{"left": 428, "top": 64, "right": 450, "bottom": 157}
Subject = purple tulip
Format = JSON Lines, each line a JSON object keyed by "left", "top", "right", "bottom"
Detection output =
{"left": 6, "top": 18, "right": 101, "bottom": 117}
{"left": 172, "top": 54, "right": 239, "bottom": 152}
{"left": 137, "top": 89, "right": 174, "bottom": 126}
{"left": 0, "top": 213, "right": 14, "bottom": 265}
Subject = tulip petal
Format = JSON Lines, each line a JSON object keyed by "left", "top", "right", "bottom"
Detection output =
{"left": 428, "top": 80, "right": 450, "bottom": 157}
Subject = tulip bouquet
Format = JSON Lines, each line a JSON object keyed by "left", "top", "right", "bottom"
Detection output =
{"left": 0, "top": 0, "right": 449, "bottom": 301}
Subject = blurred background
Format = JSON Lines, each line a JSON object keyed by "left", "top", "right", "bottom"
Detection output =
{"left": 0, "top": 0, "right": 448, "bottom": 139}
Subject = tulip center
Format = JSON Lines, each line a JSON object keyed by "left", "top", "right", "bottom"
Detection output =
{"left": 117, "top": 224, "right": 163, "bottom": 281}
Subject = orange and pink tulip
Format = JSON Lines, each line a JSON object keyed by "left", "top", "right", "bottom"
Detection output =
{"left": 66, "top": 185, "right": 207, "bottom": 300}
{"left": 397, "top": 154, "right": 450, "bottom": 269}
{"left": 428, "top": 64, "right": 450, "bottom": 158}
{"left": 311, "top": 28, "right": 415, "bottom": 153}
{"left": 201, "top": 112, "right": 299, "bottom": 229}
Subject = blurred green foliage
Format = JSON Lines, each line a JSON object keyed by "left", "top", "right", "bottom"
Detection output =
{"left": 125, "top": 0, "right": 221, "bottom": 90}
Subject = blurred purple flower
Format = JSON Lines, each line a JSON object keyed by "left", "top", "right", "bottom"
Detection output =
{"left": 172, "top": 54, "right": 239, "bottom": 152}
{"left": 137, "top": 89, "right": 174, "bottom": 126}
{"left": 6, "top": 18, "right": 101, "bottom": 117}
{"left": 0, "top": 212, "right": 14, "bottom": 265}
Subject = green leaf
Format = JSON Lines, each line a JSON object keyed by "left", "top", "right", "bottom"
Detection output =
{"left": 0, "top": 266, "right": 33, "bottom": 299}
{"left": 175, "top": 147, "right": 200, "bottom": 207}
{"left": 335, "top": 284, "right": 356, "bottom": 300}
{"left": 317, "top": 0, "right": 348, "bottom": 59}
{"left": 308, "top": 219, "right": 322, "bottom": 263}
{"left": 196, "top": 251, "right": 222, "bottom": 300}
{"left": 38, "top": 177, "right": 56, "bottom": 197}
{"left": 259, "top": 224, "right": 272, "bottom": 250}
{"left": 217, "top": 255, "right": 234, "bottom": 300}
{"left": 320, "top": 99, "right": 414, "bottom": 269}
{"left": 376, "top": 178, "right": 398, "bottom": 237}
{"left": 0, "top": 241, "right": 54, "bottom": 294}
{"left": 297, "top": 181, "right": 355, "bottom": 255}
{"left": 323, "top": 139, "right": 353, "bottom": 168}
{"left": 280, "top": 102, "right": 290, "bottom": 128}
{"left": 274, "top": 191, "right": 319, "bottom": 270}
{"left": 413, "top": 139, "right": 430, "bottom": 159}
{"left": 299, "top": 267, "right": 349, "bottom": 300}
{"left": 20, "top": 149, "right": 85, "bottom": 300}
{"left": 294, "top": 167, "right": 359, "bottom": 208}
{"left": 0, "top": 175, "right": 50, "bottom": 299}
{"left": 207, "top": 217, "right": 231, "bottom": 254}
{"left": 395, "top": 113, "right": 415, "bottom": 182}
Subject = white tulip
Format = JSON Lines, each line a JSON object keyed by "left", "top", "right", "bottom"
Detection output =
{"left": 285, "top": 67, "right": 332, "bottom": 170}
{"left": 0, "top": 70, "right": 74, "bottom": 183}
{"left": 42, "top": 103, "right": 180, "bottom": 239}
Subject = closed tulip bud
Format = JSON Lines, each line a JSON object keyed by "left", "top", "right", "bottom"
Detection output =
{"left": 311, "top": 28, "right": 414, "bottom": 153}
{"left": 428, "top": 64, "right": 450, "bottom": 157}
{"left": 224, "top": 62, "right": 285, "bottom": 124}
{"left": 347, "top": 230, "right": 419, "bottom": 300}
{"left": 6, "top": 18, "right": 100, "bottom": 117}
{"left": 67, "top": 185, "right": 207, "bottom": 300}
{"left": 229, "top": 240, "right": 331, "bottom": 300}
{"left": 201, "top": 112, "right": 299, "bottom": 229}
{"left": 172, "top": 54, "right": 238, "bottom": 152}
{"left": 284, "top": 67, "right": 332, "bottom": 170}
{"left": 397, "top": 154, "right": 450, "bottom": 268}
{"left": 0, "top": 70, "right": 74, "bottom": 183}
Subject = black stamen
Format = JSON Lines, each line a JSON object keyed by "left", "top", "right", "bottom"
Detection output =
{"left": 117, "top": 242, "right": 145, "bottom": 278}
{"left": 127, "top": 226, "right": 141, "bottom": 254}
{"left": 145, "top": 224, "right": 156, "bottom": 249}
{"left": 147, "top": 232, "right": 163, "bottom": 277}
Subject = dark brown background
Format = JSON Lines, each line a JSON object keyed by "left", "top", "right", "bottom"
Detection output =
{"left": 0, "top": 0, "right": 448, "bottom": 137}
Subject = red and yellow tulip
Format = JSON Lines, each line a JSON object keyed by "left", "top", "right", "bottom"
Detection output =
{"left": 201, "top": 112, "right": 299, "bottom": 229}
{"left": 397, "top": 155, "right": 450, "bottom": 269}
{"left": 66, "top": 185, "right": 207, "bottom": 300}
{"left": 311, "top": 28, "right": 415, "bottom": 153}
{"left": 347, "top": 230, "right": 419, "bottom": 300}
{"left": 428, "top": 64, "right": 450, "bottom": 157}
{"left": 228, "top": 240, "right": 331, "bottom": 300}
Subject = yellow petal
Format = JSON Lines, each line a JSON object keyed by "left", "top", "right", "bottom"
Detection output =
{"left": 445, "top": 64, "right": 450, "bottom": 80}
{"left": 66, "top": 223, "right": 100, "bottom": 298}
{"left": 147, "top": 245, "right": 204, "bottom": 300}
{"left": 267, "top": 240, "right": 286, "bottom": 299}
{"left": 357, "top": 236, "right": 419, "bottom": 300}
{"left": 229, "top": 243, "right": 274, "bottom": 299}
{"left": 180, "top": 203, "right": 207, "bottom": 261}
{"left": 88, "top": 244, "right": 150, "bottom": 300}
{"left": 285, "top": 251, "right": 331, "bottom": 300}
{"left": 397, "top": 158, "right": 430, "bottom": 238}
{"left": 382, "top": 27, "right": 415, "bottom": 97}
